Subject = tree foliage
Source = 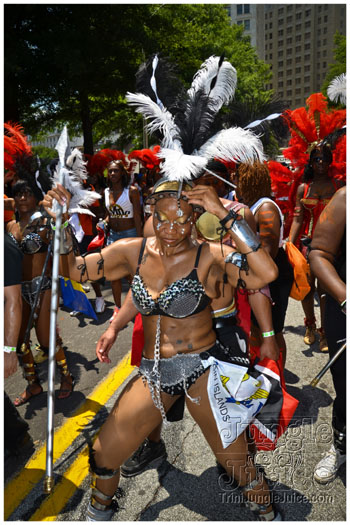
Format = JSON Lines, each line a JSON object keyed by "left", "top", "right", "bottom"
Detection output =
{"left": 5, "top": 4, "right": 272, "bottom": 153}
{"left": 322, "top": 32, "right": 346, "bottom": 96}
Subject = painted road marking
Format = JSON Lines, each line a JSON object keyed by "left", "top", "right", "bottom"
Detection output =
{"left": 5, "top": 352, "right": 134, "bottom": 520}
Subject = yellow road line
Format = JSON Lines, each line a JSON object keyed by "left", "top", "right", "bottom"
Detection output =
{"left": 4, "top": 352, "right": 134, "bottom": 520}
{"left": 30, "top": 445, "right": 90, "bottom": 521}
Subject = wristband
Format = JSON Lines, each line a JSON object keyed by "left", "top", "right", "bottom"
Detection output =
{"left": 52, "top": 220, "right": 69, "bottom": 231}
{"left": 4, "top": 346, "right": 16, "bottom": 353}
{"left": 262, "top": 330, "right": 275, "bottom": 338}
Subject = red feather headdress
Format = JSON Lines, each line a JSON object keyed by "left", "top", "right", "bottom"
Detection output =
{"left": 86, "top": 149, "right": 127, "bottom": 176}
{"left": 268, "top": 92, "right": 346, "bottom": 235}
{"left": 128, "top": 145, "right": 162, "bottom": 170}
{"left": 4, "top": 122, "right": 32, "bottom": 173}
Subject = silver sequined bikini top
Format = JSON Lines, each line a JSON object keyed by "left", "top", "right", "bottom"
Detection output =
{"left": 131, "top": 239, "right": 211, "bottom": 318}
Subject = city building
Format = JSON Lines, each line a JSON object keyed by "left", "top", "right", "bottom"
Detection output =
{"left": 227, "top": 4, "right": 346, "bottom": 108}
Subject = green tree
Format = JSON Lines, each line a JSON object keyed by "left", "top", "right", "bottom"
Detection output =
{"left": 5, "top": 4, "right": 272, "bottom": 153}
{"left": 322, "top": 32, "right": 346, "bottom": 95}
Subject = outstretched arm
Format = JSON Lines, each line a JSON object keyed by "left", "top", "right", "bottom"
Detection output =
{"left": 42, "top": 184, "right": 137, "bottom": 283}
{"left": 309, "top": 186, "right": 346, "bottom": 305}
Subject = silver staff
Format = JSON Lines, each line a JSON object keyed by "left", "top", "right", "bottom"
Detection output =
{"left": 310, "top": 342, "right": 346, "bottom": 388}
{"left": 44, "top": 127, "right": 70, "bottom": 494}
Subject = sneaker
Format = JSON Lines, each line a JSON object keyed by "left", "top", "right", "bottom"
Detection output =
{"left": 95, "top": 297, "right": 105, "bottom": 313}
{"left": 109, "top": 306, "right": 120, "bottom": 323}
{"left": 82, "top": 284, "right": 91, "bottom": 293}
{"left": 304, "top": 324, "right": 316, "bottom": 345}
{"left": 314, "top": 444, "right": 346, "bottom": 484}
{"left": 120, "top": 438, "right": 167, "bottom": 478}
{"left": 70, "top": 310, "right": 80, "bottom": 317}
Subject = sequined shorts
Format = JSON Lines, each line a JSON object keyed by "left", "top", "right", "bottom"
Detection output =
{"left": 139, "top": 339, "right": 250, "bottom": 397}
{"left": 21, "top": 275, "right": 52, "bottom": 308}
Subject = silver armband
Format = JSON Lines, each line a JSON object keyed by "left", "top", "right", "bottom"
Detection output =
{"left": 225, "top": 251, "right": 249, "bottom": 271}
{"left": 230, "top": 217, "right": 261, "bottom": 252}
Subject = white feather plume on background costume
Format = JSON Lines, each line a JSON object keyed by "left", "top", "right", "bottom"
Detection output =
{"left": 52, "top": 147, "right": 101, "bottom": 216}
{"left": 327, "top": 73, "right": 346, "bottom": 105}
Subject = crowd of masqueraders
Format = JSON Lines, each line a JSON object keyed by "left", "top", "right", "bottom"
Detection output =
{"left": 4, "top": 55, "right": 346, "bottom": 522}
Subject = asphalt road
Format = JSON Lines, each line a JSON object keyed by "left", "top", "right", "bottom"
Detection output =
{"left": 4, "top": 281, "right": 346, "bottom": 521}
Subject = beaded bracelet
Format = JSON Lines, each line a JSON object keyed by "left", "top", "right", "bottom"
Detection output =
{"left": 4, "top": 346, "right": 16, "bottom": 353}
{"left": 52, "top": 220, "right": 69, "bottom": 231}
{"left": 262, "top": 330, "right": 275, "bottom": 338}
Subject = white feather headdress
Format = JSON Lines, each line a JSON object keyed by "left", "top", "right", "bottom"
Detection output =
{"left": 127, "top": 54, "right": 265, "bottom": 183}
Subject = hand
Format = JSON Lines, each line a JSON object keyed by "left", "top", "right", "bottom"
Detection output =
{"left": 259, "top": 335, "right": 280, "bottom": 362}
{"left": 41, "top": 184, "right": 71, "bottom": 220}
{"left": 4, "top": 352, "right": 18, "bottom": 378}
{"left": 95, "top": 327, "right": 118, "bottom": 364}
{"left": 182, "top": 185, "right": 227, "bottom": 219}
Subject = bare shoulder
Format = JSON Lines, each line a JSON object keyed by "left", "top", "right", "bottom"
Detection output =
{"left": 129, "top": 185, "right": 140, "bottom": 195}
{"left": 297, "top": 182, "right": 306, "bottom": 196}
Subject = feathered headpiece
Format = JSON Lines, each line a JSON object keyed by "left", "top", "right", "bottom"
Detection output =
{"left": 128, "top": 145, "right": 162, "bottom": 170}
{"left": 4, "top": 122, "right": 52, "bottom": 200}
{"left": 268, "top": 91, "right": 346, "bottom": 235}
{"left": 126, "top": 54, "right": 265, "bottom": 184}
{"left": 86, "top": 149, "right": 127, "bottom": 176}
{"left": 52, "top": 127, "right": 101, "bottom": 216}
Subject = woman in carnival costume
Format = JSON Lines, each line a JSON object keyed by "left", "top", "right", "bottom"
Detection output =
{"left": 234, "top": 161, "right": 294, "bottom": 368}
{"left": 269, "top": 80, "right": 346, "bottom": 351}
{"left": 43, "top": 55, "right": 297, "bottom": 521}
{"left": 4, "top": 122, "right": 75, "bottom": 404}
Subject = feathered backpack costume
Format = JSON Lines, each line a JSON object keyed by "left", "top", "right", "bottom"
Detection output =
{"left": 268, "top": 76, "right": 346, "bottom": 238}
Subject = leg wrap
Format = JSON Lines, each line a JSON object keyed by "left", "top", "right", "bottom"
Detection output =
{"left": 19, "top": 344, "right": 40, "bottom": 384}
{"left": 88, "top": 445, "right": 120, "bottom": 479}
{"left": 56, "top": 359, "right": 70, "bottom": 376}
{"left": 242, "top": 470, "right": 276, "bottom": 521}
{"left": 90, "top": 475, "right": 119, "bottom": 512}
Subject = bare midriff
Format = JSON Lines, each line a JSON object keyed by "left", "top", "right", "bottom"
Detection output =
{"left": 142, "top": 306, "right": 216, "bottom": 359}
{"left": 109, "top": 216, "right": 137, "bottom": 232}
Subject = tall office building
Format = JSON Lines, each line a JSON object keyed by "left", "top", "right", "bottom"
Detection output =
{"left": 227, "top": 4, "right": 346, "bottom": 108}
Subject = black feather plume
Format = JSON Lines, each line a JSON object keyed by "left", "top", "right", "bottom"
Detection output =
{"left": 175, "top": 89, "right": 223, "bottom": 154}
{"left": 135, "top": 54, "right": 186, "bottom": 113}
